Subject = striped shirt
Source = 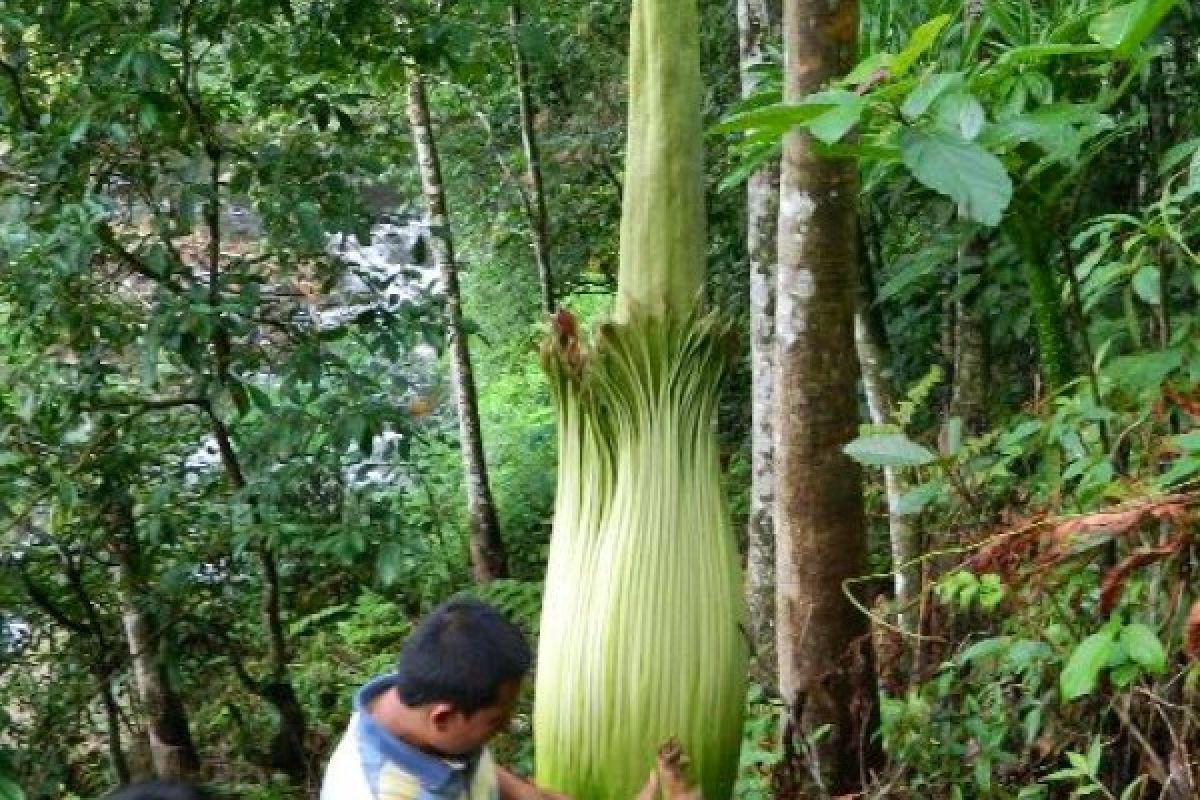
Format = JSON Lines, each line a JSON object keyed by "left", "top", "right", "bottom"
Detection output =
{"left": 321, "top": 674, "right": 499, "bottom": 800}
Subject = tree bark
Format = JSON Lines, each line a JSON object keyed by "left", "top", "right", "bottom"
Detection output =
{"left": 108, "top": 490, "right": 199, "bottom": 781}
{"left": 853, "top": 231, "right": 916, "bottom": 633}
{"left": 509, "top": 0, "right": 555, "bottom": 314}
{"left": 406, "top": 69, "right": 509, "bottom": 582}
{"left": 949, "top": 232, "right": 989, "bottom": 432}
{"left": 739, "top": 0, "right": 782, "bottom": 689}
{"left": 775, "top": 0, "right": 878, "bottom": 791}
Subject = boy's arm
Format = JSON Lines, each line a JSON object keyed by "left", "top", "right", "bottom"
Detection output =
{"left": 495, "top": 765, "right": 572, "bottom": 800}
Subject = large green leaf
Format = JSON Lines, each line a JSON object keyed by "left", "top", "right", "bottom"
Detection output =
{"left": 900, "top": 72, "right": 963, "bottom": 120}
{"left": 1089, "top": 0, "right": 1178, "bottom": 59}
{"left": 899, "top": 128, "right": 1013, "bottom": 226}
{"left": 843, "top": 433, "right": 937, "bottom": 467}
{"left": 985, "top": 104, "right": 1113, "bottom": 162}
{"left": 935, "top": 93, "right": 986, "bottom": 141}
{"left": 1120, "top": 623, "right": 1166, "bottom": 674}
{"left": 1060, "top": 629, "right": 1116, "bottom": 701}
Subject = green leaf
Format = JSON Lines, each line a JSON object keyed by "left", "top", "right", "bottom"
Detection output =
{"left": 1131, "top": 265, "right": 1160, "bottom": 304}
{"left": 891, "top": 15, "right": 952, "bottom": 78}
{"left": 937, "top": 93, "right": 986, "bottom": 141}
{"left": 985, "top": 104, "right": 1113, "bottom": 162}
{"left": 899, "top": 128, "right": 1013, "bottom": 226}
{"left": 1103, "top": 349, "right": 1183, "bottom": 398}
{"left": 1086, "top": 736, "right": 1104, "bottom": 776}
{"left": 1120, "top": 623, "right": 1166, "bottom": 674}
{"left": 896, "top": 482, "right": 941, "bottom": 514}
{"left": 994, "top": 42, "right": 1108, "bottom": 65}
{"left": 711, "top": 101, "right": 837, "bottom": 135}
{"left": 901, "top": 72, "right": 963, "bottom": 120}
{"left": 246, "top": 384, "right": 272, "bottom": 413}
{"left": 1120, "top": 777, "right": 1147, "bottom": 800}
{"left": 1110, "top": 662, "right": 1140, "bottom": 687}
{"left": 138, "top": 96, "right": 160, "bottom": 131}
{"left": 959, "top": 636, "right": 1009, "bottom": 664}
{"left": 805, "top": 91, "right": 868, "bottom": 144}
{"left": 843, "top": 433, "right": 937, "bottom": 467}
{"left": 1066, "top": 751, "right": 1090, "bottom": 774}
{"left": 0, "top": 776, "right": 23, "bottom": 800}
{"left": 1061, "top": 629, "right": 1116, "bottom": 701}
{"left": 844, "top": 52, "right": 894, "bottom": 86}
{"left": 1023, "top": 707, "right": 1043, "bottom": 746}
{"left": 1158, "top": 136, "right": 1200, "bottom": 176}
{"left": 1172, "top": 432, "right": 1200, "bottom": 452}
{"left": 1089, "top": 0, "right": 1179, "bottom": 59}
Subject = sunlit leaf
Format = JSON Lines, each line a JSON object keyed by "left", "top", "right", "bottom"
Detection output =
{"left": 1061, "top": 629, "right": 1116, "bottom": 701}
{"left": 900, "top": 128, "right": 1013, "bottom": 226}
{"left": 843, "top": 433, "right": 937, "bottom": 467}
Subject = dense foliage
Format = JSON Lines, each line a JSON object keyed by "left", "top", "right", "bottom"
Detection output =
{"left": 1, "top": 0, "right": 1197, "bottom": 797}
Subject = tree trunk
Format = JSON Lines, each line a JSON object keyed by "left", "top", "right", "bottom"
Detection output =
{"left": 949, "top": 234, "right": 989, "bottom": 433}
{"left": 509, "top": 0, "right": 555, "bottom": 314}
{"left": 108, "top": 492, "right": 199, "bottom": 781}
{"left": 775, "top": 0, "right": 878, "bottom": 791}
{"left": 100, "top": 678, "right": 131, "bottom": 785}
{"left": 739, "top": 0, "right": 781, "bottom": 689}
{"left": 853, "top": 241, "right": 916, "bottom": 634}
{"left": 406, "top": 69, "right": 509, "bottom": 582}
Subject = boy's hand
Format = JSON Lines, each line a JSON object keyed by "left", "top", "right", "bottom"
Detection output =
{"left": 495, "top": 766, "right": 573, "bottom": 800}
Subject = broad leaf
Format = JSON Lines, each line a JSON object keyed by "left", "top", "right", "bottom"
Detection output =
{"left": 805, "top": 90, "right": 868, "bottom": 144}
{"left": 901, "top": 72, "right": 963, "bottom": 120}
{"left": 1131, "top": 265, "right": 1160, "bottom": 305}
{"left": 1060, "top": 629, "right": 1116, "bottom": 701}
{"left": 1120, "top": 623, "right": 1166, "bottom": 674}
{"left": 900, "top": 128, "right": 1013, "bottom": 226}
{"left": 935, "top": 93, "right": 986, "bottom": 141}
{"left": 1089, "top": 0, "right": 1179, "bottom": 59}
{"left": 896, "top": 482, "right": 941, "bottom": 514}
{"left": 986, "top": 104, "right": 1113, "bottom": 163}
{"left": 845, "top": 52, "right": 894, "bottom": 86}
{"left": 843, "top": 433, "right": 937, "bottom": 467}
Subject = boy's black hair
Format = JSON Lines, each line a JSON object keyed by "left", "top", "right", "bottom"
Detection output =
{"left": 394, "top": 598, "right": 531, "bottom": 714}
{"left": 105, "top": 781, "right": 211, "bottom": 800}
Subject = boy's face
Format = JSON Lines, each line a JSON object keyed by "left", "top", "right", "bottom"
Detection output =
{"left": 427, "top": 679, "right": 521, "bottom": 756}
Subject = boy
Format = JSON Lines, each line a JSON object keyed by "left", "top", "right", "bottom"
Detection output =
{"left": 321, "top": 598, "right": 569, "bottom": 800}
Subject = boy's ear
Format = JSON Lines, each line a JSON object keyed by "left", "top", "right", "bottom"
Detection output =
{"left": 428, "top": 702, "right": 460, "bottom": 730}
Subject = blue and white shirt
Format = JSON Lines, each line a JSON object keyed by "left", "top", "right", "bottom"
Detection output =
{"left": 320, "top": 674, "right": 499, "bottom": 800}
